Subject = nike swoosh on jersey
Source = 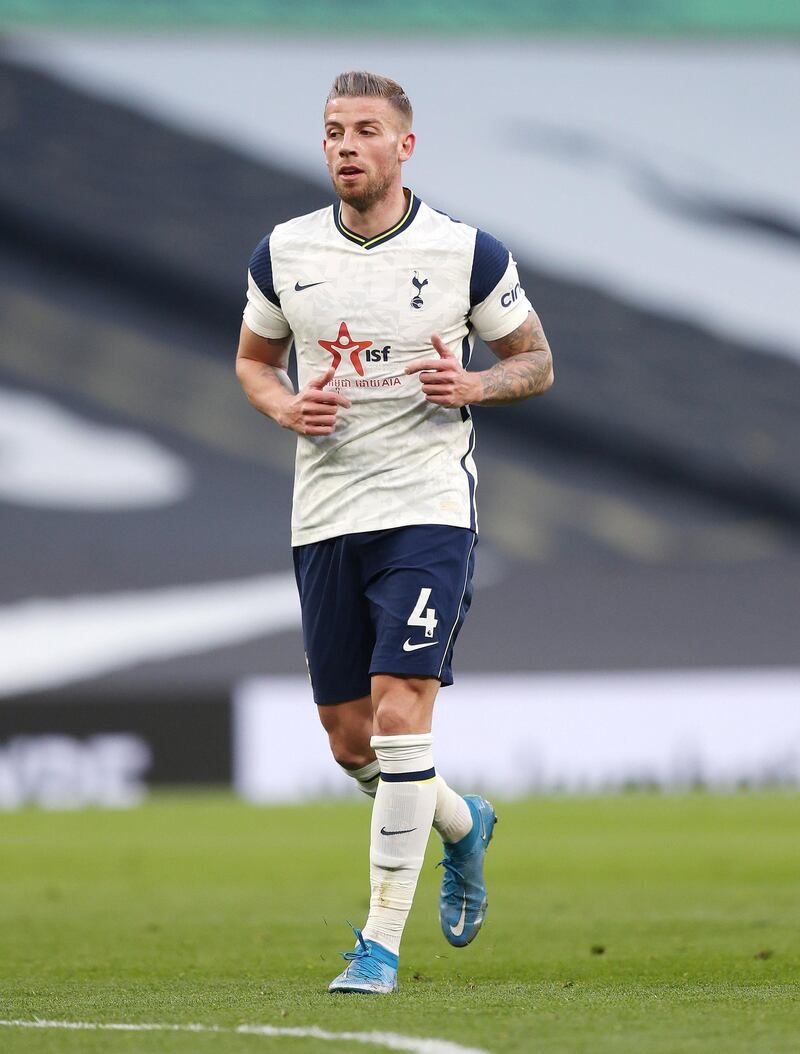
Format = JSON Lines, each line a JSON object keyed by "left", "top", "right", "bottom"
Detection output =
{"left": 402, "top": 638, "right": 439, "bottom": 652}
{"left": 380, "top": 826, "right": 418, "bottom": 836}
{"left": 294, "top": 280, "right": 327, "bottom": 291}
{"left": 450, "top": 894, "right": 468, "bottom": 937}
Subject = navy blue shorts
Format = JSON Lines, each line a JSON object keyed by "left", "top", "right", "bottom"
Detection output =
{"left": 292, "top": 525, "right": 477, "bottom": 706}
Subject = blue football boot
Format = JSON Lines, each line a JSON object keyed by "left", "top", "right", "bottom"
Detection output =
{"left": 438, "top": 794, "right": 497, "bottom": 947}
{"left": 328, "top": 927, "right": 399, "bottom": 994}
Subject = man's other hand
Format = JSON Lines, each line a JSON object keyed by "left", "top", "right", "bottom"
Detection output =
{"left": 279, "top": 367, "right": 352, "bottom": 436}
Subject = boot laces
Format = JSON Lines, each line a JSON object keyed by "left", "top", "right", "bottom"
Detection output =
{"left": 436, "top": 857, "right": 465, "bottom": 899}
{"left": 340, "top": 926, "right": 386, "bottom": 980}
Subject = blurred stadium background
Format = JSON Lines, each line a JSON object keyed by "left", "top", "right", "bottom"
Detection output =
{"left": 1, "top": 1, "right": 798, "bottom": 809}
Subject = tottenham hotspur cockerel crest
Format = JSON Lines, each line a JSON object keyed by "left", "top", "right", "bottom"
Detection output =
{"left": 411, "top": 271, "right": 428, "bottom": 310}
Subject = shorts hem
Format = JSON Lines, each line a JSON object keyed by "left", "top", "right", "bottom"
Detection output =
{"left": 314, "top": 683, "right": 371, "bottom": 706}
{"left": 369, "top": 667, "right": 453, "bottom": 688}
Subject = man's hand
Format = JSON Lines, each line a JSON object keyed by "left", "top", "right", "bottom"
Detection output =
{"left": 405, "top": 335, "right": 480, "bottom": 408}
{"left": 278, "top": 367, "right": 352, "bottom": 436}
{"left": 405, "top": 313, "right": 553, "bottom": 409}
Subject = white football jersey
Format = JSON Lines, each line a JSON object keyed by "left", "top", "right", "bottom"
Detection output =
{"left": 243, "top": 191, "right": 532, "bottom": 546}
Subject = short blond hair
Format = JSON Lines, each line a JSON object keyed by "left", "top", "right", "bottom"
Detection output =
{"left": 325, "top": 71, "right": 413, "bottom": 125}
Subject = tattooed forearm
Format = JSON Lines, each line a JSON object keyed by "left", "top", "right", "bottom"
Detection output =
{"left": 479, "top": 349, "right": 553, "bottom": 404}
{"left": 478, "top": 311, "right": 554, "bottom": 405}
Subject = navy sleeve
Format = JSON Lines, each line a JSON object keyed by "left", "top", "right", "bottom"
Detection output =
{"left": 248, "top": 234, "right": 280, "bottom": 306}
{"left": 469, "top": 229, "right": 511, "bottom": 308}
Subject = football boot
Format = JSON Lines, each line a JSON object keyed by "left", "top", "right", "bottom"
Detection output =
{"left": 438, "top": 794, "right": 497, "bottom": 947}
{"left": 328, "top": 927, "right": 399, "bottom": 994}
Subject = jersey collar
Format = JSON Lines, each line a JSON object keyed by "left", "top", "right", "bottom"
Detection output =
{"left": 333, "top": 189, "right": 421, "bottom": 250}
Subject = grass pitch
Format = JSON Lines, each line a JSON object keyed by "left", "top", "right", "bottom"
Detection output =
{"left": 1, "top": 791, "right": 798, "bottom": 1053}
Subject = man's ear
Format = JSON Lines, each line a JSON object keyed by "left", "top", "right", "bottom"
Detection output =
{"left": 399, "top": 131, "right": 416, "bottom": 163}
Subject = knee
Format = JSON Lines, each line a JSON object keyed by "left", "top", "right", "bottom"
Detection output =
{"left": 317, "top": 698, "right": 374, "bottom": 769}
{"left": 372, "top": 699, "right": 412, "bottom": 736}
{"left": 373, "top": 679, "right": 434, "bottom": 736}
{"left": 326, "top": 729, "right": 373, "bottom": 770}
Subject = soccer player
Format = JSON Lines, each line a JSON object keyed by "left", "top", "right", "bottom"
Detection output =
{"left": 236, "top": 71, "right": 553, "bottom": 994}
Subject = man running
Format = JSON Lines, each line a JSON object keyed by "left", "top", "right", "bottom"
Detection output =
{"left": 236, "top": 70, "right": 553, "bottom": 994}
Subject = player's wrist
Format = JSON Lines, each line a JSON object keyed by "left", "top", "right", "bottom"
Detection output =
{"left": 465, "top": 371, "right": 485, "bottom": 406}
{"left": 275, "top": 393, "right": 299, "bottom": 431}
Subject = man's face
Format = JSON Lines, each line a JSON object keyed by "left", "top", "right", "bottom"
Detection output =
{"left": 323, "top": 96, "right": 415, "bottom": 212}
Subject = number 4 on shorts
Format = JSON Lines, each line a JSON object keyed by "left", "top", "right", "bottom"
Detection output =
{"left": 408, "top": 587, "right": 438, "bottom": 639}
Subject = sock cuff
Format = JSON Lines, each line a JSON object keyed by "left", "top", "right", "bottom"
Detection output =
{"left": 371, "top": 733, "right": 434, "bottom": 780}
{"left": 344, "top": 759, "right": 380, "bottom": 784}
{"left": 370, "top": 733, "right": 433, "bottom": 751}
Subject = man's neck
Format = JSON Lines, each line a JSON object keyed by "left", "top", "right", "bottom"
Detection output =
{"left": 340, "top": 185, "right": 410, "bottom": 240}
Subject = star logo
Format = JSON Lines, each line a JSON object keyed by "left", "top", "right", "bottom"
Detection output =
{"left": 318, "top": 322, "right": 372, "bottom": 377}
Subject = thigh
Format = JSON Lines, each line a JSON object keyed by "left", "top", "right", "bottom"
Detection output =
{"left": 293, "top": 536, "right": 374, "bottom": 706}
{"left": 363, "top": 525, "right": 477, "bottom": 687}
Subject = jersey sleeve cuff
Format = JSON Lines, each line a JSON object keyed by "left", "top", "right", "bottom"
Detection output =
{"left": 242, "top": 307, "right": 291, "bottom": 340}
{"left": 473, "top": 297, "right": 532, "bottom": 343}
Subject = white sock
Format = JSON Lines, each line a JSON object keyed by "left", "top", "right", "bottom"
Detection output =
{"left": 361, "top": 733, "right": 437, "bottom": 955}
{"left": 342, "top": 762, "right": 472, "bottom": 842}
{"left": 434, "top": 775, "right": 474, "bottom": 844}
{"left": 342, "top": 759, "right": 380, "bottom": 797}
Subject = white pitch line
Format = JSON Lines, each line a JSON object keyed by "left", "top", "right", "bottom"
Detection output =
{"left": 0, "top": 1019, "right": 492, "bottom": 1054}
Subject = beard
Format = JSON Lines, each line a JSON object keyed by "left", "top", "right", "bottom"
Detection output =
{"left": 332, "top": 168, "right": 394, "bottom": 213}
